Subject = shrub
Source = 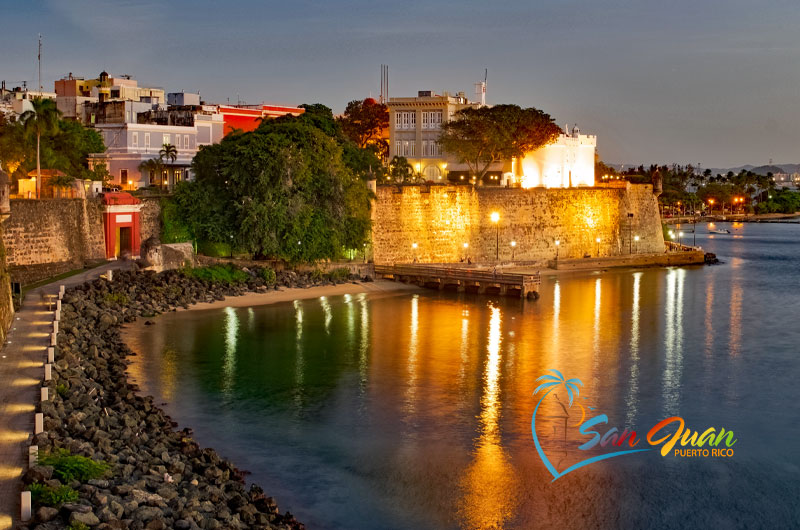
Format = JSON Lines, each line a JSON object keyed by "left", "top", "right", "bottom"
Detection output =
{"left": 182, "top": 264, "right": 248, "bottom": 285}
{"left": 160, "top": 198, "right": 192, "bottom": 243}
{"left": 27, "top": 482, "right": 79, "bottom": 507}
{"left": 104, "top": 292, "right": 129, "bottom": 306}
{"left": 38, "top": 449, "right": 110, "bottom": 483}
{"left": 68, "top": 523, "right": 90, "bottom": 530}
{"left": 197, "top": 240, "right": 232, "bottom": 258}
{"left": 260, "top": 268, "right": 277, "bottom": 285}
{"left": 56, "top": 384, "right": 69, "bottom": 398}
{"left": 327, "top": 267, "right": 350, "bottom": 282}
{"left": 310, "top": 268, "right": 325, "bottom": 282}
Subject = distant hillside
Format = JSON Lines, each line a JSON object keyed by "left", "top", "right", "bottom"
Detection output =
{"left": 611, "top": 163, "right": 800, "bottom": 176}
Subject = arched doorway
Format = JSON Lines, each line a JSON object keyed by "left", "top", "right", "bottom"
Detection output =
{"left": 424, "top": 165, "right": 442, "bottom": 181}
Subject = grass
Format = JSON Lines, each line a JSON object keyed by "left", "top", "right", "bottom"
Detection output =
{"left": 327, "top": 267, "right": 351, "bottom": 282}
{"left": 182, "top": 264, "right": 249, "bottom": 285}
{"left": 27, "top": 482, "right": 79, "bottom": 507}
{"left": 38, "top": 449, "right": 110, "bottom": 483}
{"left": 21, "top": 260, "right": 108, "bottom": 296}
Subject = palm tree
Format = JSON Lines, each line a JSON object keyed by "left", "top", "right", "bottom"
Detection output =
{"left": 138, "top": 158, "right": 164, "bottom": 188}
{"left": 20, "top": 97, "right": 61, "bottom": 199}
{"left": 159, "top": 143, "right": 177, "bottom": 191}
{"left": 532, "top": 370, "right": 583, "bottom": 476}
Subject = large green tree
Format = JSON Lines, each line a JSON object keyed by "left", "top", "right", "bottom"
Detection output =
{"left": 438, "top": 104, "right": 562, "bottom": 181}
{"left": 337, "top": 98, "right": 389, "bottom": 159}
{"left": 174, "top": 105, "right": 373, "bottom": 262}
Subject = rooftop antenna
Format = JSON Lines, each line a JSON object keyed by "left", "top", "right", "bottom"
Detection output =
{"left": 379, "top": 64, "right": 389, "bottom": 104}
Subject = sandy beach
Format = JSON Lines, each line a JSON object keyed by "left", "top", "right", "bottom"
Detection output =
{"left": 176, "top": 278, "right": 421, "bottom": 312}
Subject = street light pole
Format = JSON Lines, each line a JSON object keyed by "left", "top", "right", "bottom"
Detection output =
{"left": 627, "top": 213, "right": 634, "bottom": 254}
{"left": 490, "top": 212, "right": 500, "bottom": 262}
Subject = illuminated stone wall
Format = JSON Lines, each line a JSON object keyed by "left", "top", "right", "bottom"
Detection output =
{"left": 373, "top": 184, "right": 664, "bottom": 264}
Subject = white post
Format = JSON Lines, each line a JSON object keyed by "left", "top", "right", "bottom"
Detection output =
{"left": 50, "top": 332, "right": 56, "bottom": 346}
{"left": 59, "top": 285, "right": 65, "bottom": 299}
{"left": 56, "top": 299, "right": 61, "bottom": 311}
{"left": 34, "top": 413, "right": 43, "bottom": 434}
{"left": 107, "top": 270, "right": 113, "bottom": 282}
{"left": 53, "top": 321, "right": 58, "bottom": 334}
{"left": 28, "top": 445, "right": 38, "bottom": 468}
{"left": 41, "top": 387, "right": 48, "bottom": 401}
{"left": 47, "top": 347, "right": 54, "bottom": 363}
{"left": 54, "top": 309, "right": 60, "bottom": 321}
{"left": 21, "top": 491, "right": 32, "bottom": 521}
{"left": 44, "top": 364, "right": 51, "bottom": 381}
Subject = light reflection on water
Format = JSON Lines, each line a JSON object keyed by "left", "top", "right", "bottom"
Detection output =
{"left": 126, "top": 223, "right": 800, "bottom": 529}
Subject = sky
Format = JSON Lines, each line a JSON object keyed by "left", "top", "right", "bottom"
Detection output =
{"left": 3, "top": 0, "right": 800, "bottom": 168}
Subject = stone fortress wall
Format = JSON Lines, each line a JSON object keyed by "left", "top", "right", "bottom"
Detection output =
{"left": 2, "top": 197, "right": 162, "bottom": 284}
{"left": 373, "top": 183, "right": 665, "bottom": 264}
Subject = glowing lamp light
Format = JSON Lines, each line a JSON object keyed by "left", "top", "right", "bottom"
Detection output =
{"left": 490, "top": 212, "right": 500, "bottom": 223}
{"left": 634, "top": 235, "right": 640, "bottom": 241}
{"left": 679, "top": 231, "right": 684, "bottom": 237}
{"left": 463, "top": 242, "right": 469, "bottom": 249}
{"left": 596, "top": 237, "right": 601, "bottom": 243}
{"left": 510, "top": 241, "right": 517, "bottom": 247}
{"left": 555, "top": 240, "right": 560, "bottom": 246}
{"left": 412, "top": 242, "right": 418, "bottom": 249}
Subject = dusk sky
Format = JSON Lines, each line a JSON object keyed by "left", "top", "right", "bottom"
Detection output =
{"left": 4, "top": 0, "right": 799, "bottom": 168}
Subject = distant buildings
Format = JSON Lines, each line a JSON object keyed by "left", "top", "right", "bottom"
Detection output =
{"left": 55, "top": 71, "right": 165, "bottom": 120}
{"left": 387, "top": 89, "right": 596, "bottom": 187}
{"left": 217, "top": 104, "right": 304, "bottom": 135}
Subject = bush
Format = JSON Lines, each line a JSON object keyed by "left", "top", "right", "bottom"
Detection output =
{"left": 310, "top": 268, "right": 325, "bottom": 282}
{"left": 160, "top": 198, "right": 192, "bottom": 243}
{"left": 182, "top": 264, "right": 249, "bottom": 285}
{"left": 27, "top": 482, "right": 79, "bottom": 507}
{"left": 38, "top": 449, "right": 110, "bottom": 483}
{"left": 327, "top": 267, "right": 350, "bottom": 282}
{"left": 104, "top": 292, "right": 129, "bottom": 306}
{"left": 56, "top": 384, "right": 68, "bottom": 398}
{"left": 197, "top": 240, "right": 232, "bottom": 258}
{"left": 260, "top": 267, "right": 277, "bottom": 285}
{"left": 68, "top": 523, "right": 90, "bottom": 530}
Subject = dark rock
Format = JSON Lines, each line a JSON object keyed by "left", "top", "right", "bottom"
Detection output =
{"left": 35, "top": 506, "right": 58, "bottom": 523}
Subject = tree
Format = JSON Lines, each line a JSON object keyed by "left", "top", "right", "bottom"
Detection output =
{"left": 337, "top": 98, "right": 389, "bottom": 159}
{"left": 20, "top": 97, "right": 61, "bottom": 198}
{"left": 158, "top": 143, "right": 177, "bottom": 191}
{"left": 175, "top": 106, "right": 373, "bottom": 262}
{"left": 138, "top": 158, "right": 164, "bottom": 187}
{"left": 438, "top": 104, "right": 561, "bottom": 182}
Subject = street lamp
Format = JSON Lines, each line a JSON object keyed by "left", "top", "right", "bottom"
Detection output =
{"left": 463, "top": 242, "right": 468, "bottom": 261}
{"left": 510, "top": 240, "right": 517, "bottom": 261}
{"left": 490, "top": 212, "right": 500, "bottom": 262}
{"left": 595, "top": 237, "right": 601, "bottom": 257}
{"left": 412, "top": 242, "right": 418, "bottom": 263}
{"left": 555, "top": 239, "right": 560, "bottom": 261}
{"left": 708, "top": 198, "right": 715, "bottom": 215}
{"left": 679, "top": 231, "right": 684, "bottom": 245}
{"left": 634, "top": 235, "right": 640, "bottom": 253}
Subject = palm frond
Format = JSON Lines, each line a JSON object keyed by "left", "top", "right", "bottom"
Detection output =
{"left": 533, "top": 381, "right": 560, "bottom": 396}
{"left": 536, "top": 374, "right": 562, "bottom": 383}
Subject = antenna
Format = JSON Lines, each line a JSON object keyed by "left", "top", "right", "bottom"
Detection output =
{"left": 38, "top": 33, "right": 42, "bottom": 93}
{"left": 379, "top": 64, "right": 389, "bottom": 103}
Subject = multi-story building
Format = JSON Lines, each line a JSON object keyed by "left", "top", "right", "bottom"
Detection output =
{"left": 55, "top": 71, "right": 165, "bottom": 120}
{"left": 387, "top": 90, "right": 596, "bottom": 187}
{"left": 217, "top": 104, "right": 305, "bottom": 135}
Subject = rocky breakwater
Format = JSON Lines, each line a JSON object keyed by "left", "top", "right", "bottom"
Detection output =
{"left": 24, "top": 266, "right": 369, "bottom": 529}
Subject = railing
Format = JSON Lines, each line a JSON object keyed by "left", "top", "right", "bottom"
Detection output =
{"left": 375, "top": 264, "right": 541, "bottom": 287}
{"left": 665, "top": 241, "right": 702, "bottom": 252}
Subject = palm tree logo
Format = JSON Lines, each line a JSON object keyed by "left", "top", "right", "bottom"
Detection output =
{"left": 531, "top": 369, "right": 650, "bottom": 482}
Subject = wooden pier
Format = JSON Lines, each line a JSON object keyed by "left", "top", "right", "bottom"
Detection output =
{"left": 374, "top": 264, "right": 541, "bottom": 299}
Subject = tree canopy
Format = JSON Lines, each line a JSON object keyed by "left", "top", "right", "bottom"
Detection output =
{"left": 173, "top": 104, "right": 374, "bottom": 262}
{"left": 337, "top": 98, "right": 389, "bottom": 159}
{"left": 438, "top": 104, "right": 562, "bottom": 180}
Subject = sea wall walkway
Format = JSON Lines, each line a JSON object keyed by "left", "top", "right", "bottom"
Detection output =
{"left": 0, "top": 261, "right": 126, "bottom": 529}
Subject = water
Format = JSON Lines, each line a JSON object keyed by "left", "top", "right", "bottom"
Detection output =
{"left": 126, "top": 222, "right": 800, "bottom": 529}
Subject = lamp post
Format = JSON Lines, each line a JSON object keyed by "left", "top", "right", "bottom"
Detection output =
{"left": 412, "top": 242, "right": 418, "bottom": 263}
{"left": 490, "top": 212, "right": 500, "bottom": 262}
{"left": 555, "top": 239, "right": 560, "bottom": 261}
{"left": 627, "top": 212, "right": 634, "bottom": 253}
{"left": 679, "top": 231, "right": 684, "bottom": 246}
{"left": 463, "top": 242, "right": 469, "bottom": 261}
{"left": 595, "top": 237, "right": 601, "bottom": 257}
{"left": 510, "top": 240, "right": 517, "bottom": 261}
{"left": 708, "top": 198, "right": 715, "bottom": 215}
{"left": 634, "top": 235, "right": 640, "bottom": 253}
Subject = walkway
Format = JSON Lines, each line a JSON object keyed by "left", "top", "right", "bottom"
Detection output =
{"left": 0, "top": 261, "right": 131, "bottom": 528}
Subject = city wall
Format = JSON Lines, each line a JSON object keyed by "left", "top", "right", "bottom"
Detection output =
{"left": 373, "top": 184, "right": 665, "bottom": 264}
{"left": 2, "top": 197, "right": 162, "bottom": 284}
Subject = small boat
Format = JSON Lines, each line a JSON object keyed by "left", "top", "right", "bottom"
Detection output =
{"left": 709, "top": 229, "right": 730, "bottom": 234}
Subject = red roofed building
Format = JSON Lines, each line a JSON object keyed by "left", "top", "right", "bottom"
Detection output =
{"left": 217, "top": 104, "right": 304, "bottom": 135}
{"left": 102, "top": 192, "right": 142, "bottom": 259}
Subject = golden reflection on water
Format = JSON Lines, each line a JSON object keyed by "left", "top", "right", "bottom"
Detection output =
{"left": 458, "top": 305, "right": 519, "bottom": 530}
{"left": 222, "top": 306, "right": 238, "bottom": 398}
{"left": 294, "top": 300, "right": 305, "bottom": 402}
{"left": 626, "top": 272, "right": 641, "bottom": 427}
{"left": 662, "top": 268, "right": 685, "bottom": 416}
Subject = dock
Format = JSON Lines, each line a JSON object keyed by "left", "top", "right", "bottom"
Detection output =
{"left": 374, "top": 264, "right": 541, "bottom": 299}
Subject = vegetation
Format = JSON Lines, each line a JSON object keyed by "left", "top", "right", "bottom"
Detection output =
{"left": 328, "top": 267, "right": 351, "bottom": 282}
{"left": 68, "top": 522, "right": 90, "bottom": 530}
{"left": 0, "top": 98, "right": 105, "bottom": 189}
{"left": 160, "top": 198, "right": 192, "bottom": 243}
{"left": 260, "top": 267, "right": 277, "bottom": 285}
{"left": 438, "top": 104, "right": 562, "bottom": 181}
{"left": 337, "top": 98, "right": 389, "bottom": 160}
{"left": 26, "top": 482, "right": 79, "bottom": 507}
{"left": 182, "top": 264, "right": 249, "bottom": 284}
{"left": 388, "top": 156, "right": 420, "bottom": 184}
{"left": 56, "top": 383, "right": 69, "bottom": 398}
{"left": 38, "top": 449, "right": 110, "bottom": 483}
{"left": 104, "top": 292, "right": 129, "bottom": 306}
{"left": 173, "top": 103, "right": 373, "bottom": 263}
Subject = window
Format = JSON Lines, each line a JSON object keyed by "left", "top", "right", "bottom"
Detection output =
{"left": 402, "top": 112, "right": 409, "bottom": 129}
{"left": 409, "top": 141, "right": 416, "bottom": 157}
{"left": 121, "top": 169, "right": 128, "bottom": 184}
{"left": 431, "top": 111, "right": 443, "bottom": 128}
{"left": 184, "top": 135, "right": 189, "bottom": 149}
{"left": 422, "top": 112, "right": 429, "bottom": 129}
{"left": 175, "top": 135, "right": 181, "bottom": 149}
{"left": 175, "top": 169, "right": 183, "bottom": 182}
{"left": 409, "top": 112, "right": 416, "bottom": 128}
{"left": 395, "top": 140, "right": 401, "bottom": 156}
{"left": 132, "top": 132, "right": 138, "bottom": 147}
{"left": 422, "top": 140, "right": 428, "bottom": 157}
{"left": 144, "top": 133, "right": 150, "bottom": 148}
{"left": 433, "top": 141, "right": 440, "bottom": 156}
{"left": 395, "top": 112, "right": 402, "bottom": 129}
{"left": 163, "top": 134, "right": 171, "bottom": 146}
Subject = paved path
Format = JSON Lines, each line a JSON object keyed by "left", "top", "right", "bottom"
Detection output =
{"left": 0, "top": 261, "right": 131, "bottom": 528}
